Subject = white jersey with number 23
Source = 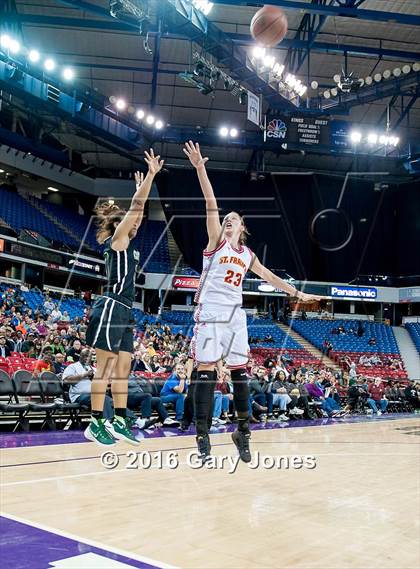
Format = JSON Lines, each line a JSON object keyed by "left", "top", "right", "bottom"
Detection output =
{"left": 194, "top": 239, "right": 254, "bottom": 307}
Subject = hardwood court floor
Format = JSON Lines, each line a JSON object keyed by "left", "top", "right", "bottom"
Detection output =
{"left": 1, "top": 416, "right": 419, "bottom": 569}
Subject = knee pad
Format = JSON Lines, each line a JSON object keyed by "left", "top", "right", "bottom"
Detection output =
{"left": 231, "top": 368, "right": 249, "bottom": 414}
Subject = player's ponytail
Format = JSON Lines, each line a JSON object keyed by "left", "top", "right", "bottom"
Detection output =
{"left": 94, "top": 202, "right": 126, "bottom": 244}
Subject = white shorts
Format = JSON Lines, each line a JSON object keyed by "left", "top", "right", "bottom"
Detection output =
{"left": 191, "top": 305, "right": 249, "bottom": 368}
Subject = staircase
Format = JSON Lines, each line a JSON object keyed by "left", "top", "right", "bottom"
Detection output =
{"left": 392, "top": 326, "right": 420, "bottom": 380}
{"left": 20, "top": 194, "right": 81, "bottom": 248}
{"left": 276, "top": 322, "right": 342, "bottom": 371}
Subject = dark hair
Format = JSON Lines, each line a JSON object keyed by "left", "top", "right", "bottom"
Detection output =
{"left": 94, "top": 202, "right": 126, "bottom": 244}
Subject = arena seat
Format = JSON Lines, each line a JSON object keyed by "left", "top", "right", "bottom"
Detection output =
{"left": 0, "top": 186, "right": 79, "bottom": 249}
{"left": 405, "top": 323, "right": 420, "bottom": 354}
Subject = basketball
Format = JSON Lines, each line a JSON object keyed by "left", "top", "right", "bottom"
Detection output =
{"left": 250, "top": 5, "right": 288, "bottom": 47}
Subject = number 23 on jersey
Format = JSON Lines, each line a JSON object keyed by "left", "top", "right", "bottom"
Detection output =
{"left": 224, "top": 270, "right": 243, "bottom": 287}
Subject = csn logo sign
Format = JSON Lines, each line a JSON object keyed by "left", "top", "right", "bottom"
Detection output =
{"left": 330, "top": 286, "right": 377, "bottom": 299}
{"left": 266, "top": 119, "right": 287, "bottom": 139}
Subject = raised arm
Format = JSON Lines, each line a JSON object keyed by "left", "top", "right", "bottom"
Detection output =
{"left": 112, "top": 149, "right": 164, "bottom": 251}
{"left": 250, "top": 256, "right": 322, "bottom": 303}
{"left": 183, "top": 141, "right": 222, "bottom": 251}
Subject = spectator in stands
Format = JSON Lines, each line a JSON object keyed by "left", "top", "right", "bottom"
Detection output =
{"left": 250, "top": 367, "right": 274, "bottom": 419}
{"left": 349, "top": 362, "right": 357, "bottom": 384}
{"left": 61, "top": 311, "right": 71, "bottom": 322}
{"left": 66, "top": 339, "right": 82, "bottom": 362}
{"left": 305, "top": 374, "right": 340, "bottom": 417}
{"left": 127, "top": 377, "right": 179, "bottom": 428}
{"left": 62, "top": 348, "right": 135, "bottom": 423}
{"left": 50, "top": 305, "right": 62, "bottom": 323}
{"left": 12, "top": 330, "right": 25, "bottom": 353}
{"left": 271, "top": 370, "right": 292, "bottom": 421}
{"left": 345, "top": 377, "right": 369, "bottom": 413}
{"left": 159, "top": 363, "right": 187, "bottom": 421}
{"left": 367, "top": 379, "right": 388, "bottom": 415}
{"left": 52, "top": 352, "right": 66, "bottom": 376}
{"left": 43, "top": 296, "right": 55, "bottom": 315}
{"left": 404, "top": 381, "right": 420, "bottom": 410}
{"left": 51, "top": 336, "right": 65, "bottom": 355}
{"left": 0, "top": 335, "right": 11, "bottom": 357}
{"left": 357, "top": 321, "right": 365, "bottom": 337}
{"left": 34, "top": 347, "right": 54, "bottom": 375}
{"left": 213, "top": 367, "right": 232, "bottom": 425}
{"left": 368, "top": 337, "right": 376, "bottom": 346}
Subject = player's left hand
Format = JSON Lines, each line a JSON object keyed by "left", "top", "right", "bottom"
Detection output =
{"left": 296, "top": 292, "right": 322, "bottom": 302}
{"left": 144, "top": 148, "right": 164, "bottom": 175}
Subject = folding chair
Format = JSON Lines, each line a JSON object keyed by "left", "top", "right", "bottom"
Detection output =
{"left": 0, "top": 369, "right": 30, "bottom": 432}
{"left": 13, "top": 370, "right": 57, "bottom": 430}
{"left": 40, "top": 371, "right": 81, "bottom": 429}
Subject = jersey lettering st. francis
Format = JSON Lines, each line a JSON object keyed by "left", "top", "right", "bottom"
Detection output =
{"left": 194, "top": 239, "right": 254, "bottom": 307}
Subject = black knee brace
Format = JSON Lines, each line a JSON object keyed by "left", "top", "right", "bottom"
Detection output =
{"left": 231, "top": 368, "right": 249, "bottom": 415}
{"left": 194, "top": 370, "right": 216, "bottom": 436}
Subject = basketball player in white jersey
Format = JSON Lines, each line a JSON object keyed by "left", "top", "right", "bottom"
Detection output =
{"left": 184, "top": 141, "right": 320, "bottom": 462}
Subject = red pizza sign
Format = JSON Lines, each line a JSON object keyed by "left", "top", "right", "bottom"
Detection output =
{"left": 172, "top": 276, "right": 200, "bottom": 289}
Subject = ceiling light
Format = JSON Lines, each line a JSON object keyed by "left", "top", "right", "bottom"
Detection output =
{"left": 273, "top": 62, "right": 285, "bottom": 76}
{"left": 402, "top": 65, "right": 411, "bottom": 74}
{"left": 63, "top": 68, "right": 75, "bottom": 80}
{"left": 44, "top": 58, "right": 56, "bottom": 72}
{"left": 136, "top": 109, "right": 145, "bottom": 120}
{"left": 365, "top": 76, "right": 373, "bottom": 85}
{"left": 155, "top": 120, "right": 164, "bottom": 130}
{"left": 252, "top": 46, "right": 266, "bottom": 59}
{"left": 333, "top": 74, "right": 340, "bottom": 84}
{"left": 219, "top": 126, "right": 229, "bottom": 137}
{"left": 146, "top": 115, "right": 155, "bottom": 125}
{"left": 48, "top": 186, "right": 59, "bottom": 192}
{"left": 230, "top": 128, "right": 238, "bottom": 138}
{"left": 393, "top": 67, "right": 401, "bottom": 77}
{"left": 0, "top": 35, "right": 11, "bottom": 49}
{"left": 383, "top": 69, "right": 391, "bottom": 79}
{"left": 311, "top": 80, "right": 318, "bottom": 90}
{"left": 413, "top": 62, "right": 420, "bottom": 72}
{"left": 115, "top": 98, "right": 126, "bottom": 111}
{"left": 0, "top": 169, "right": 5, "bottom": 174}
{"left": 374, "top": 73, "right": 382, "bottom": 82}
{"left": 9, "top": 39, "right": 20, "bottom": 54}
{"left": 263, "top": 55, "right": 275, "bottom": 69}
{"left": 350, "top": 131, "right": 362, "bottom": 143}
{"left": 367, "top": 133, "right": 378, "bottom": 144}
{"left": 28, "top": 49, "right": 40, "bottom": 63}
{"left": 330, "top": 87, "right": 338, "bottom": 97}
{"left": 323, "top": 90, "right": 331, "bottom": 99}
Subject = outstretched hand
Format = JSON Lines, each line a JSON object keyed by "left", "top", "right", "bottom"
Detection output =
{"left": 144, "top": 148, "right": 164, "bottom": 176}
{"left": 296, "top": 292, "right": 323, "bottom": 303}
{"left": 183, "top": 141, "right": 209, "bottom": 169}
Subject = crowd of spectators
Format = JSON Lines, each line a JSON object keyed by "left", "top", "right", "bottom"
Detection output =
{"left": 0, "top": 283, "right": 419, "bottom": 430}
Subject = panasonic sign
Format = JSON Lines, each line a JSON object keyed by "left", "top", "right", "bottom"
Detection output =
{"left": 330, "top": 286, "right": 377, "bottom": 299}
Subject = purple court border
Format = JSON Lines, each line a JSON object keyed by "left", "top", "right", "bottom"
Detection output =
{"left": 0, "top": 413, "right": 417, "bottom": 449}
{"left": 0, "top": 515, "right": 163, "bottom": 569}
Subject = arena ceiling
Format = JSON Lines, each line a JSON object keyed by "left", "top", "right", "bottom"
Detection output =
{"left": 2, "top": 0, "right": 420, "bottom": 176}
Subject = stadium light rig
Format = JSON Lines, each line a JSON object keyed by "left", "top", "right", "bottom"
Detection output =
{"left": 250, "top": 47, "right": 307, "bottom": 102}
{"left": 349, "top": 130, "right": 399, "bottom": 147}
{"left": 219, "top": 126, "right": 239, "bottom": 139}
{"left": 109, "top": 96, "right": 165, "bottom": 131}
